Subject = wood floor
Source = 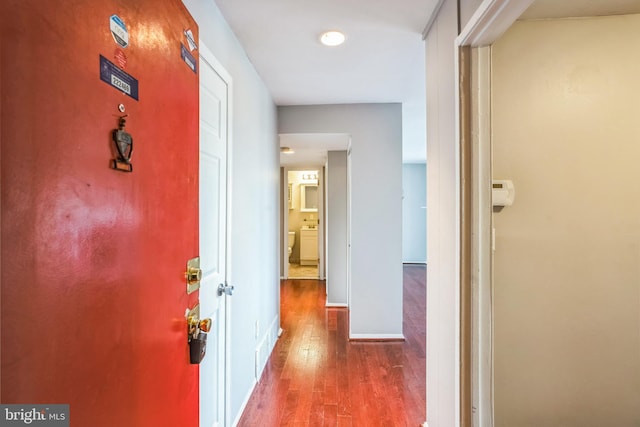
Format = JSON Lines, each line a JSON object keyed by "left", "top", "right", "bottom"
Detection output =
{"left": 237, "top": 264, "right": 426, "bottom": 426}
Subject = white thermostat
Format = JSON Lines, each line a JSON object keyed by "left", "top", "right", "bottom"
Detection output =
{"left": 492, "top": 180, "right": 515, "bottom": 207}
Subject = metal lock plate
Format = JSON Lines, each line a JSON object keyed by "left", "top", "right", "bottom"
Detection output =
{"left": 186, "top": 257, "right": 202, "bottom": 294}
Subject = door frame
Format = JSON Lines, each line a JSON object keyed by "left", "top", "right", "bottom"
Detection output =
{"left": 199, "top": 41, "right": 234, "bottom": 427}
{"left": 282, "top": 166, "right": 325, "bottom": 280}
{"left": 454, "top": 0, "right": 534, "bottom": 425}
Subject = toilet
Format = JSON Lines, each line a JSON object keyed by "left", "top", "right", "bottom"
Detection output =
{"left": 287, "top": 231, "right": 295, "bottom": 259}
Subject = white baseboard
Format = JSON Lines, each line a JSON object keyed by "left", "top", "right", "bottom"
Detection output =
{"left": 231, "top": 378, "right": 257, "bottom": 427}
{"left": 233, "top": 316, "right": 280, "bottom": 426}
{"left": 349, "top": 333, "right": 405, "bottom": 340}
{"left": 325, "top": 302, "right": 348, "bottom": 307}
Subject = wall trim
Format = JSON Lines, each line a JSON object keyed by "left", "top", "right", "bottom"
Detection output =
{"left": 325, "top": 303, "right": 348, "bottom": 308}
{"left": 231, "top": 377, "right": 258, "bottom": 427}
{"left": 455, "top": 1, "right": 531, "bottom": 426}
{"left": 471, "top": 45, "right": 495, "bottom": 427}
{"left": 457, "top": 0, "right": 535, "bottom": 46}
{"left": 422, "top": 0, "right": 447, "bottom": 39}
{"left": 349, "top": 334, "right": 405, "bottom": 341}
{"left": 255, "top": 316, "right": 279, "bottom": 378}
{"left": 235, "top": 315, "right": 280, "bottom": 426}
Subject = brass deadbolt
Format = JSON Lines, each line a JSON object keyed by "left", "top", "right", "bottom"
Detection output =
{"left": 187, "top": 267, "right": 202, "bottom": 284}
{"left": 186, "top": 257, "right": 202, "bottom": 294}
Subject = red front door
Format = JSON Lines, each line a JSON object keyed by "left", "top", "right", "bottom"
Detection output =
{"left": 1, "top": 1, "right": 200, "bottom": 425}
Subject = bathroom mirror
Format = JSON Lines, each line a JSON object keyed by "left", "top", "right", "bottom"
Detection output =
{"left": 300, "top": 184, "right": 318, "bottom": 212}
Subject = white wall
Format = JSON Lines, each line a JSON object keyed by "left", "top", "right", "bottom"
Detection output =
{"left": 181, "top": 1, "right": 280, "bottom": 423}
{"left": 402, "top": 163, "right": 427, "bottom": 263}
{"left": 279, "top": 104, "right": 403, "bottom": 338}
{"left": 492, "top": 15, "right": 640, "bottom": 426}
{"left": 326, "top": 151, "right": 348, "bottom": 306}
{"left": 424, "top": 0, "right": 460, "bottom": 425}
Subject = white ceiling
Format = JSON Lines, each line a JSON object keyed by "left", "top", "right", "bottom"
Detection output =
{"left": 520, "top": 0, "right": 640, "bottom": 20}
{"left": 214, "top": 0, "right": 438, "bottom": 166}
{"left": 213, "top": 0, "right": 640, "bottom": 167}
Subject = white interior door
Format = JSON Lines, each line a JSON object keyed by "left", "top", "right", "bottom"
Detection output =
{"left": 199, "top": 44, "right": 230, "bottom": 427}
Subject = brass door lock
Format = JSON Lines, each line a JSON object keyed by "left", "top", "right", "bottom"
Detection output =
{"left": 185, "top": 257, "right": 202, "bottom": 294}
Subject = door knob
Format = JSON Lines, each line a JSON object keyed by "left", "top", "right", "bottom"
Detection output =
{"left": 187, "top": 316, "right": 212, "bottom": 338}
{"left": 218, "top": 282, "right": 234, "bottom": 296}
{"left": 185, "top": 304, "right": 212, "bottom": 339}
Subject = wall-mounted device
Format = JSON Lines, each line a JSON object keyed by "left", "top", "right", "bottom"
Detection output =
{"left": 492, "top": 180, "right": 515, "bottom": 207}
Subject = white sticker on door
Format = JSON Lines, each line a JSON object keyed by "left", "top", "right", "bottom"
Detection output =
{"left": 110, "top": 15, "right": 129, "bottom": 48}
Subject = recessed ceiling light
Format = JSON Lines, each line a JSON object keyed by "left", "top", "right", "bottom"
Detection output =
{"left": 320, "top": 31, "right": 345, "bottom": 47}
{"left": 280, "top": 147, "right": 295, "bottom": 154}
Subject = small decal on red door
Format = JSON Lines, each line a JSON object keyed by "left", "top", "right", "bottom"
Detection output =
{"left": 184, "top": 29, "right": 197, "bottom": 51}
{"left": 99, "top": 55, "right": 139, "bottom": 100}
{"left": 180, "top": 44, "right": 197, "bottom": 75}
{"left": 110, "top": 15, "right": 129, "bottom": 48}
{"left": 114, "top": 48, "right": 127, "bottom": 69}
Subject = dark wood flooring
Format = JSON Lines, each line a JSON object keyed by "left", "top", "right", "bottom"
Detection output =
{"left": 237, "top": 264, "right": 426, "bottom": 426}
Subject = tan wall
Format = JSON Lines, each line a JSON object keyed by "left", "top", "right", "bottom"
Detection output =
{"left": 492, "top": 15, "right": 640, "bottom": 427}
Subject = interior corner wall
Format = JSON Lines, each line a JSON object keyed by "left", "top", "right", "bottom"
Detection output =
{"left": 492, "top": 15, "right": 640, "bottom": 427}
{"left": 182, "top": 1, "right": 280, "bottom": 423}
{"left": 424, "top": 0, "right": 459, "bottom": 425}
{"left": 278, "top": 104, "right": 403, "bottom": 338}
{"left": 327, "top": 151, "right": 348, "bottom": 306}
{"left": 402, "top": 163, "right": 427, "bottom": 263}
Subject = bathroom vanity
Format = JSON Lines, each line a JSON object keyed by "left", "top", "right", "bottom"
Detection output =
{"left": 299, "top": 226, "right": 318, "bottom": 266}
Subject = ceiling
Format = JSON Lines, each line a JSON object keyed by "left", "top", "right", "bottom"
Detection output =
{"left": 520, "top": 0, "right": 640, "bottom": 20}
{"left": 214, "top": 0, "right": 438, "bottom": 166}
{"left": 213, "top": 0, "right": 640, "bottom": 167}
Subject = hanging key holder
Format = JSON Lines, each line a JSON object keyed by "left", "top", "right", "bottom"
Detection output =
{"left": 112, "top": 114, "right": 133, "bottom": 172}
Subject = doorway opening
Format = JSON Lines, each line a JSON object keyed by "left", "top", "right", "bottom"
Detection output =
{"left": 286, "top": 169, "right": 321, "bottom": 279}
{"left": 279, "top": 132, "right": 350, "bottom": 287}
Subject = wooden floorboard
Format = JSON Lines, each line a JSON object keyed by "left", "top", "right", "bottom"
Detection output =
{"left": 237, "top": 264, "right": 426, "bottom": 426}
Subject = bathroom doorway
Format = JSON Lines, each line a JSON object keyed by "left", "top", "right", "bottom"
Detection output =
{"left": 285, "top": 168, "right": 324, "bottom": 279}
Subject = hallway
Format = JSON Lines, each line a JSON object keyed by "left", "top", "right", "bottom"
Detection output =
{"left": 238, "top": 264, "right": 426, "bottom": 426}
